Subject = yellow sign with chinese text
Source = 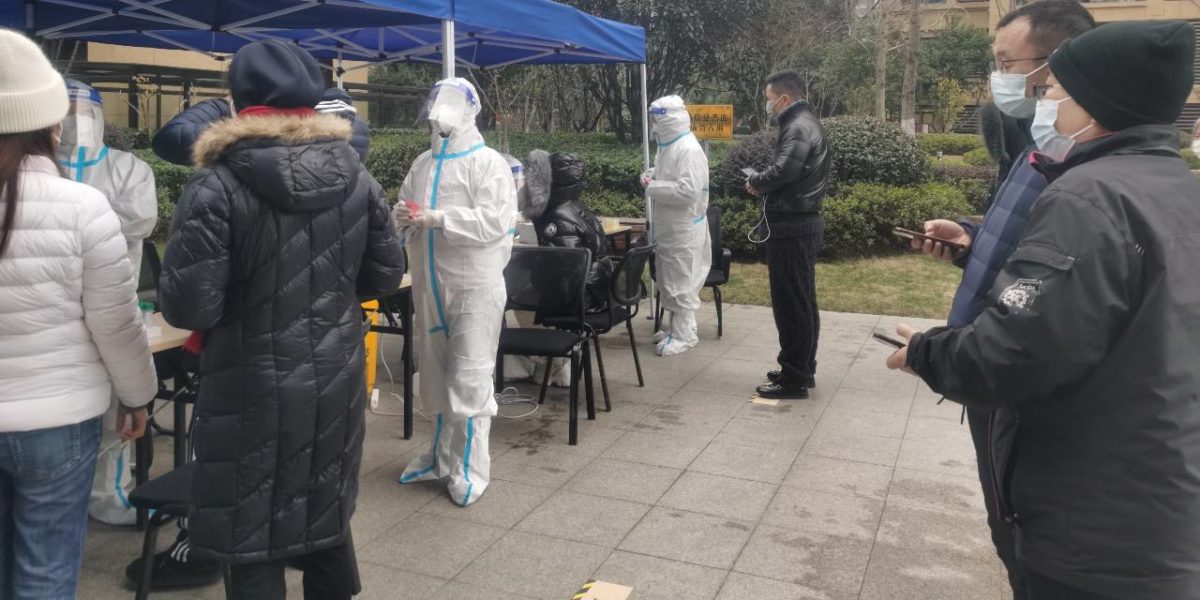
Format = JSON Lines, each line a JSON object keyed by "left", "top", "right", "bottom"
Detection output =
{"left": 686, "top": 105, "right": 734, "bottom": 140}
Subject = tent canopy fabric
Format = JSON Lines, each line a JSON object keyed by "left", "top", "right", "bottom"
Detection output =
{"left": 2, "top": 0, "right": 644, "bottom": 67}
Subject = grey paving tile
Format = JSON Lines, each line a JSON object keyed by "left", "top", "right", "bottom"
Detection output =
{"left": 909, "top": 394, "right": 965, "bottom": 421}
{"left": 734, "top": 525, "right": 871, "bottom": 600}
{"left": 904, "top": 415, "right": 974, "bottom": 445}
{"left": 499, "top": 417, "right": 627, "bottom": 458}
{"left": 658, "top": 471, "right": 778, "bottom": 521}
{"left": 689, "top": 441, "right": 800, "bottom": 484}
{"left": 734, "top": 397, "right": 827, "bottom": 427}
{"left": 802, "top": 428, "right": 902, "bottom": 467}
{"left": 566, "top": 458, "right": 683, "bottom": 505}
{"left": 762, "top": 488, "right": 885, "bottom": 541}
{"left": 419, "top": 479, "right": 554, "bottom": 529}
{"left": 601, "top": 431, "right": 711, "bottom": 470}
{"left": 859, "top": 542, "right": 1004, "bottom": 600}
{"left": 77, "top": 567, "right": 227, "bottom": 600}
{"left": 896, "top": 438, "right": 977, "bottom": 479}
{"left": 826, "top": 386, "right": 914, "bottom": 416}
{"left": 358, "top": 513, "right": 507, "bottom": 580}
{"left": 591, "top": 550, "right": 728, "bottom": 600}
{"left": 355, "top": 562, "right": 448, "bottom": 600}
{"left": 352, "top": 473, "right": 443, "bottom": 546}
{"left": 619, "top": 506, "right": 754, "bottom": 570}
{"left": 433, "top": 581, "right": 536, "bottom": 600}
{"left": 782, "top": 455, "right": 893, "bottom": 500}
{"left": 874, "top": 504, "right": 995, "bottom": 565}
{"left": 515, "top": 490, "right": 650, "bottom": 547}
{"left": 717, "top": 572, "right": 842, "bottom": 600}
{"left": 816, "top": 406, "right": 909, "bottom": 439}
{"left": 456, "top": 531, "right": 610, "bottom": 600}
{"left": 887, "top": 468, "right": 986, "bottom": 516}
{"left": 489, "top": 446, "right": 595, "bottom": 489}
{"left": 633, "top": 405, "right": 735, "bottom": 439}
{"left": 713, "top": 417, "right": 815, "bottom": 452}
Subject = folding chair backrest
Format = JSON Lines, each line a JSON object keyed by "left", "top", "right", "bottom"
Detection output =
{"left": 611, "top": 243, "right": 655, "bottom": 307}
{"left": 503, "top": 246, "right": 592, "bottom": 319}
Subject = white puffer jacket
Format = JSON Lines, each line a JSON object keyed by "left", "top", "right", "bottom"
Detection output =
{"left": 0, "top": 156, "right": 156, "bottom": 433}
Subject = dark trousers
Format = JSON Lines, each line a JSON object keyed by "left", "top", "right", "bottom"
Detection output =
{"left": 1025, "top": 568, "right": 1116, "bottom": 600}
{"left": 766, "top": 216, "right": 823, "bottom": 382}
{"left": 966, "top": 408, "right": 1026, "bottom": 599}
{"left": 229, "top": 542, "right": 358, "bottom": 600}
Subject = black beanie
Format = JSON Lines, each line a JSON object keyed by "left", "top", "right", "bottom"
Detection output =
{"left": 1049, "top": 20, "right": 1195, "bottom": 131}
{"left": 229, "top": 40, "right": 324, "bottom": 111}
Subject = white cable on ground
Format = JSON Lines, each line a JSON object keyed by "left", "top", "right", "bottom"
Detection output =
{"left": 494, "top": 386, "right": 539, "bottom": 419}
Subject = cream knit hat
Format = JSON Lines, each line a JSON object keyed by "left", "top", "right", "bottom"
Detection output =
{"left": 0, "top": 29, "right": 68, "bottom": 134}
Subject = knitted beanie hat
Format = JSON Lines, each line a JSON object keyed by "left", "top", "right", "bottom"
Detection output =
{"left": 0, "top": 29, "right": 68, "bottom": 134}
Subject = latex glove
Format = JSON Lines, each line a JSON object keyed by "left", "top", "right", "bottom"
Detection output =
{"left": 392, "top": 199, "right": 420, "bottom": 228}
{"left": 411, "top": 209, "right": 445, "bottom": 230}
{"left": 884, "top": 324, "right": 918, "bottom": 375}
{"left": 640, "top": 169, "right": 655, "bottom": 189}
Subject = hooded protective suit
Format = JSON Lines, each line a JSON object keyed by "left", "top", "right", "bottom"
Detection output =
{"left": 394, "top": 78, "right": 518, "bottom": 507}
{"left": 58, "top": 80, "right": 158, "bottom": 526}
{"left": 644, "top": 96, "right": 711, "bottom": 357}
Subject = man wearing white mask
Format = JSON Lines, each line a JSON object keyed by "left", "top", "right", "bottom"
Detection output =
{"left": 906, "top": 2, "right": 1093, "bottom": 596}
{"left": 58, "top": 80, "right": 158, "bottom": 527}
{"left": 642, "top": 95, "right": 711, "bottom": 357}
{"left": 394, "top": 78, "right": 517, "bottom": 507}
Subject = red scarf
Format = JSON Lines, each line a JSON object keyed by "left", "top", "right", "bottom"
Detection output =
{"left": 237, "top": 105, "right": 318, "bottom": 118}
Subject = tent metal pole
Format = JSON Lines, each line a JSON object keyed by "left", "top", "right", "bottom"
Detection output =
{"left": 336, "top": 50, "right": 344, "bottom": 89}
{"left": 640, "top": 62, "right": 656, "bottom": 319}
{"left": 442, "top": 20, "right": 456, "bottom": 79}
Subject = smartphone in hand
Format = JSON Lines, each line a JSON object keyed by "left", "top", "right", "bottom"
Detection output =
{"left": 892, "top": 227, "right": 967, "bottom": 253}
{"left": 872, "top": 332, "right": 906, "bottom": 349}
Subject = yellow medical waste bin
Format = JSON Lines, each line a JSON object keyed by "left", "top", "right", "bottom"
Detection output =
{"left": 362, "top": 301, "right": 380, "bottom": 392}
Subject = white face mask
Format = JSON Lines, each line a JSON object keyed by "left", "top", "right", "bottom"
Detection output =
{"left": 764, "top": 95, "right": 786, "bottom": 119}
{"left": 990, "top": 71, "right": 1036, "bottom": 118}
{"left": 1031, "top": 97, "right": 1094, "bottom": 162}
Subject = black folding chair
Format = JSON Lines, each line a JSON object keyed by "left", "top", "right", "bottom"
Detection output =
{"left": 543, "top": 243, "right": 656, "bottom": 411}
{"left": 494, "top": 246, "right": 596, "bottom": 445}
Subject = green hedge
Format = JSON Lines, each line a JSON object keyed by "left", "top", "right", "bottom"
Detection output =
{"left": 134, "top": 149, "right": 193, "bottom": 240}
{"left": 824, "top": 117, "right": 932, "bottom": 189}
{"left": 963, "top": 147, "right": 994, "bottom": 167}
{"left": 822, "top": 182, "right": 974, "bottom": 258}
{"left": 917, "top": 133, "right": 983, "bottom": 157}
{"left": 932, "top": 163, "right": 994, "bottom": 214}
{"left": 1183, "top": 148, "right": 1200, "bottom": 169}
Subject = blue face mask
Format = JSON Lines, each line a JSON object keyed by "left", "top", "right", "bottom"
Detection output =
{"left": 1031, "top": 97, "right": 1093, "bottom": 162}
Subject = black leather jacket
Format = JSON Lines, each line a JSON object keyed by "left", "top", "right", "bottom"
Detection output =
{"left": 749, "top": 101, "right": 830, "bottom": 217}
{"left": 533, "top": 153, "right": 611, "bottom": 311}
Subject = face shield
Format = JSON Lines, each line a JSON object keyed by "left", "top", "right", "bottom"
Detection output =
{"left": 649, "top": 96, "right": 691, "bottom": 143}
{"left": 421, "top": 78, "right": 480, "bottom": 140}
{"left": 61, "top": 80, "right": 106, "bottom": 156}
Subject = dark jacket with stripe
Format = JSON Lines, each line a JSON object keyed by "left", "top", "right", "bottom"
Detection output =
{"left": 907, "top": 125, "right": 1200, "bottom": 598}
{"left": 159, "top": 113, "right": 405, "bottom": 563}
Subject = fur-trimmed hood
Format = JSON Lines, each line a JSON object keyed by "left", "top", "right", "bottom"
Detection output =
{"left": 193, "top": 113, "right": 361, "bottom": 213}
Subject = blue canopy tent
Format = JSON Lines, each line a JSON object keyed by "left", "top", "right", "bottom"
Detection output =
{"left": 3, "top": 0, "right": 658, "bottom": 299}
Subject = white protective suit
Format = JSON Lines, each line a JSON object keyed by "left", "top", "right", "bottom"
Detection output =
{"left": 395, "top": 79, "right": 518, "bottom": 507}
{"left": 59, "top": 80, "right": 158, "bottom": 526}
{"left": 644, "top": 96, "right": 712, "bottom": 357}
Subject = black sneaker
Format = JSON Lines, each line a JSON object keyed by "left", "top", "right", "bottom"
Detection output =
{"left": 756, "top": 381, "right": 810, "bottom": 400}
{"left": 125, "top": 535, "right": 223, "bottom": 590}
{"left": 767, "top": 371, "right": 816, "bottom": 388}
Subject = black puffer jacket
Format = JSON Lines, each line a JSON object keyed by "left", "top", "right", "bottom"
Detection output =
{"left": 159, "top": 114, "right": 405, "bottom": 564}
{"left": 908, "top": 125, "right": 1200, "bottom": 599}
{"left": 533, "top": 153, "right": 611, "bottom": 310}
{"left": 749, "top": 101, "right": 830, "bottom": 217}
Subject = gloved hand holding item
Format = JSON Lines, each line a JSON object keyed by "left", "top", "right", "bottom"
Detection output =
{"left": 411, "top": 209, "right": 444, "bottom": 229}
{"left": 640, "top": 169, "right": 655, "bottom": 188}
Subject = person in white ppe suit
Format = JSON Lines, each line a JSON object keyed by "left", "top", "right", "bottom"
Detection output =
{"left": 642, "top": 95, "right": 712, "bottom": 357}
{"left": 394, "top": 78, "right": 517, "bottom": 507}
{"left": 58, "top": 80, "right": 158, "bottom": 526}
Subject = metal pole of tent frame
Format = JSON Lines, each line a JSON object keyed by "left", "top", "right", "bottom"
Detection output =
{"left": 336, "top": 50, "right": 344, "bottom": 89}
{"left": 640, "top": 62, "right": 656, "bottom": 318}
{"left": 442, "top": 20, "right": 456, "bottom": 79}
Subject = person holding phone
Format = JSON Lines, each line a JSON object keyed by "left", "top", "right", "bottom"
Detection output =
{"left": 908, "top": 2, "right": 1094, "bottom": 596}
{"left": 889, "top": 21, "right": 1200, "bottom": 599}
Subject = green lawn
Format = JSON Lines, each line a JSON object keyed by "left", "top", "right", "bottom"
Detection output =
{"left": 701, "top": 253, "right": 961, "bottom": 319}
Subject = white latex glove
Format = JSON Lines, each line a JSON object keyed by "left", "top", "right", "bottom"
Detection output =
{"left": 392, "top": 201, "right": 416, "bottom": 228}
{"left": 411, "top": 209, "right": 445, "bottom": 230}
{"left": 640, "top": 169, "right": 655, "bottom": 189}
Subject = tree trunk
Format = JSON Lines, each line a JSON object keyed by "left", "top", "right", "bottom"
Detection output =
{"left": 874, "top": 3, "right": 889, "bottom": 120}
{"left": 900, "top": 0, "right": 920, "bottom": 135}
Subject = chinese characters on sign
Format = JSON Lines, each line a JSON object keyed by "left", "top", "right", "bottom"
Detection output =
{"left": 686, "top": 105, "right": 734, "bottom": 140}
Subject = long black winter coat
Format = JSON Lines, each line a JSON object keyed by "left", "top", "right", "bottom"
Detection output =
{"left": 159, "top": 113, "right": 405, "bottom": 564}
{"left": 908, "top": 125, "right": 1200, "bottom": 599}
